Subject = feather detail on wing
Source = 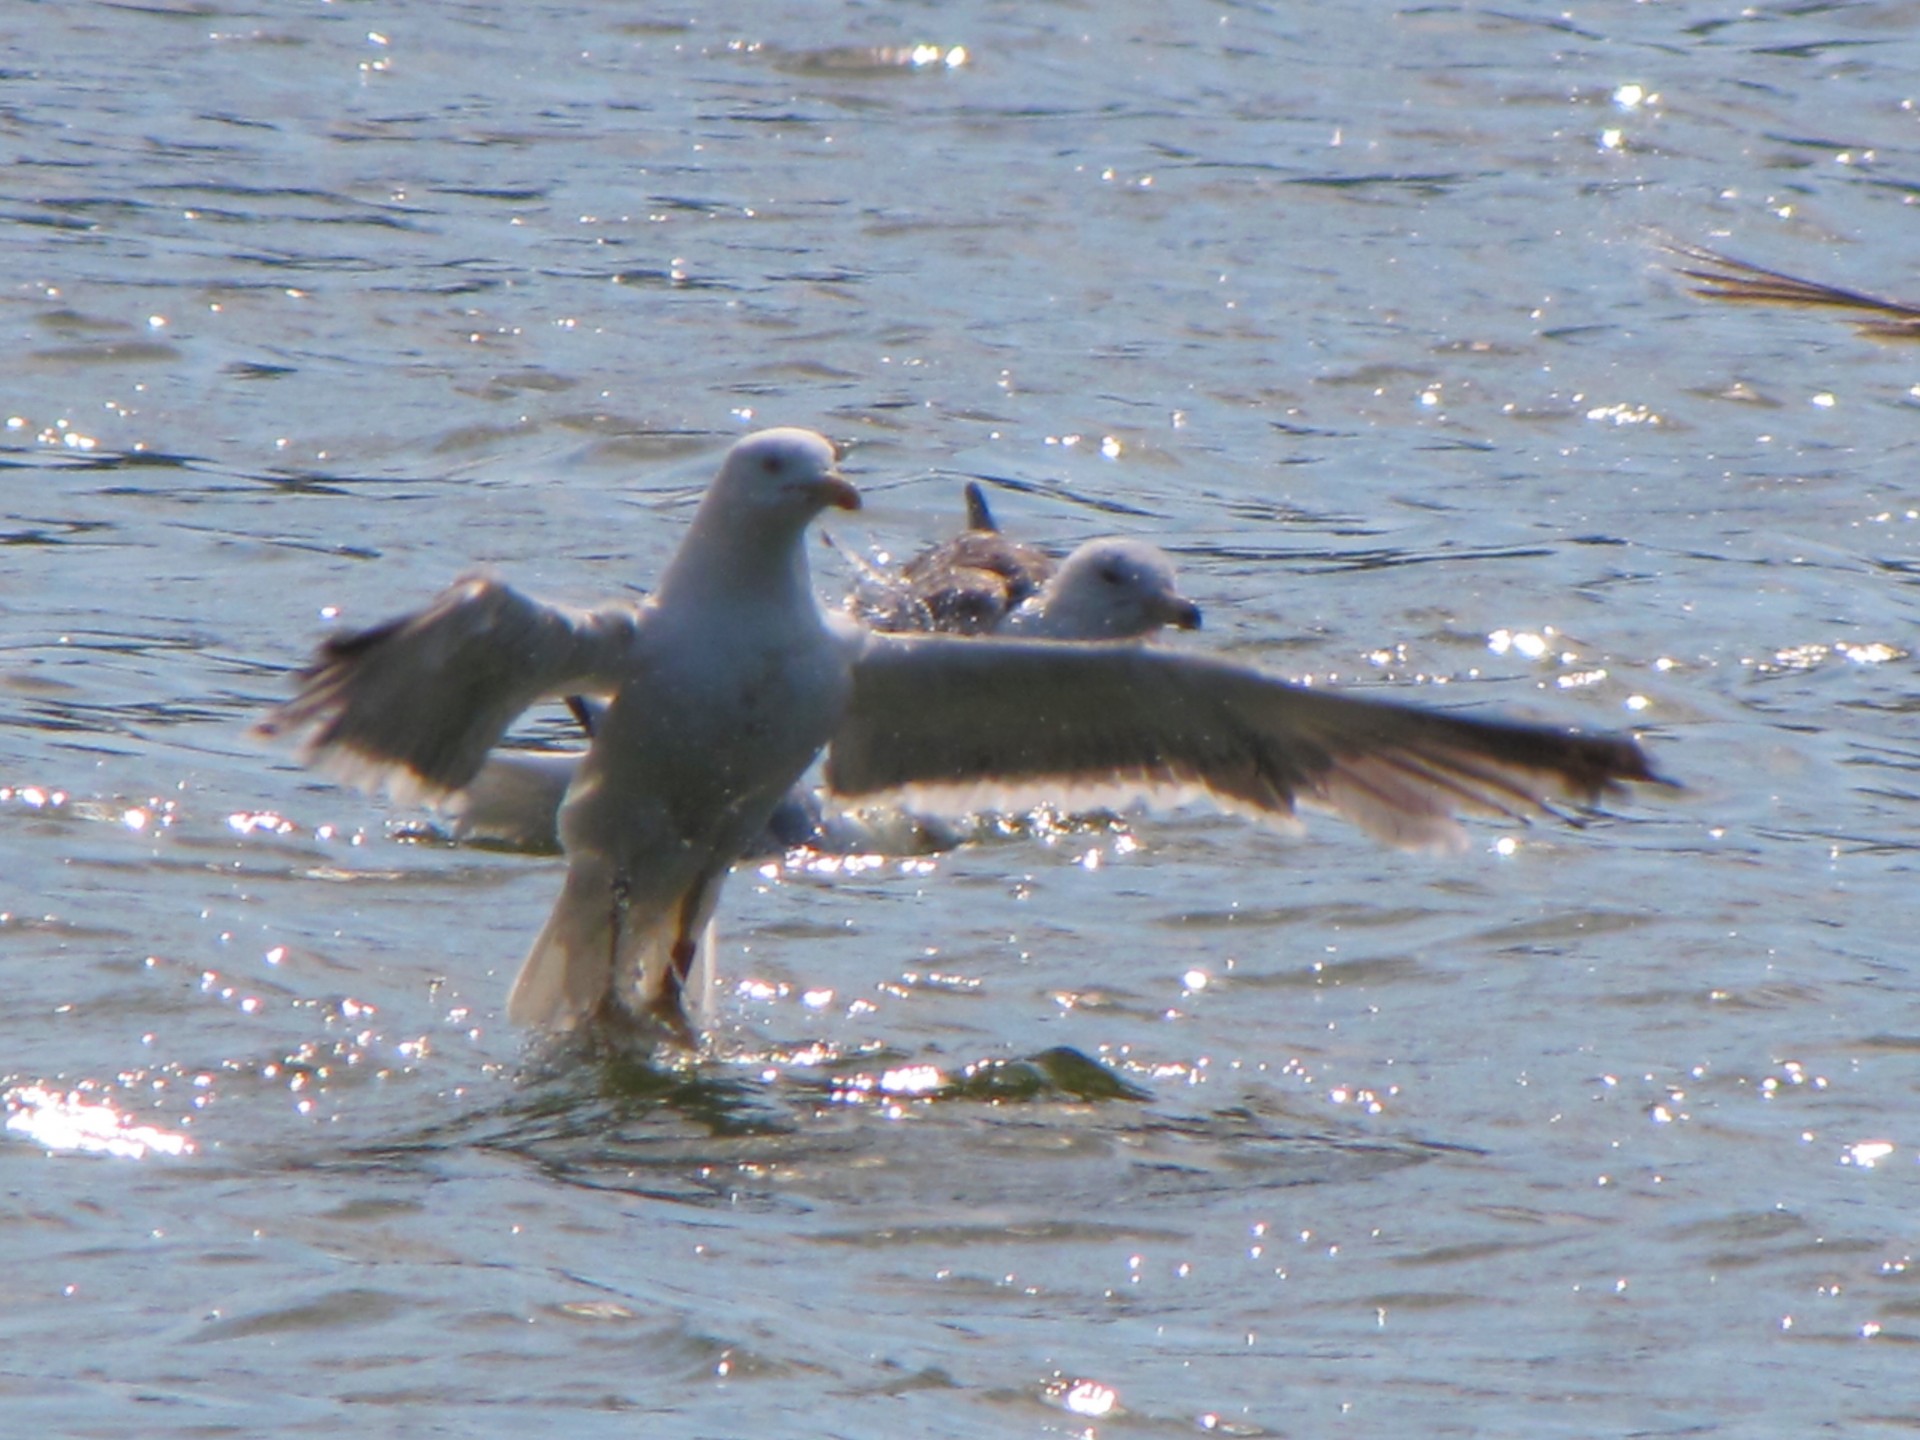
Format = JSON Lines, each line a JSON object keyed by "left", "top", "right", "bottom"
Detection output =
{"left": 254, "top": 575, "right": 647, "bottom": 804}
{"left": 825, "top": 634, "right": 1672, "bottom": 852}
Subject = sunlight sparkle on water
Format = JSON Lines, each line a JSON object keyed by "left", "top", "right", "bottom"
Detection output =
{"left": 879, "top": 1064, "right": 944, "bottom": 1095}
{"left": 866, "top": 43, "right": 967, "bottom": 68}
{"left": 1328, "top": 1084, "right": 1389, "bottom": 1115}
{"left": 830, "top": 1062, "right": 945, "bottom": 1109}
{"left": 1487, "top": 628, "right": 1553, "bottom": 660}
{"left": 229, "top": 810, "right": 296, "bottom": 837}
{"left": 1751, "top": 640, "right": 1903, "bottom": 674}
{"left": 3, "top": 785, "right": 70, "bottom": 810}
{"left": 1837, "top": 641, "right": 1902, "bottom": 665}
{"left": 5, "top": 1084, "right": 194, "bottom": 1159}
{"left": 1760, "top": 1061, "right": 1826, "bottom": 1097}
{"left": 1842, "top": 1140, "right": 1895, "bottom": 1169}
{"left": 1048, "top": 1376, "right": 1118, "bottom": 1418}
{"left": 1584, "top": 400, "right": 1662, "bottom": 425}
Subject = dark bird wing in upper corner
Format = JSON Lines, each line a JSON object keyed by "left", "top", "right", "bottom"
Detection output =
{"left": 1666, "top": 242, "right": 1920, "bottom": 339}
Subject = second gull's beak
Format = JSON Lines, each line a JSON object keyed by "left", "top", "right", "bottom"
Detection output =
{"left": 1159, "top": 594, "right": 1203, "bottom": 630}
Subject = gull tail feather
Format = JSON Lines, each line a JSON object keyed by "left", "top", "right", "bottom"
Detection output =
{"left": 505, "top": 878, "right": 661, "bottom": 1034}
{"left": 506, "top": 867, "right": 715, "bottom": 1039}
{"left": 507, "top": 890, "right": 618, "bottom": 1033}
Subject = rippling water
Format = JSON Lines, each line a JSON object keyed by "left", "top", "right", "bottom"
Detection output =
{"left": 5, "top": 2, "right": 1917, "bottom": 1435}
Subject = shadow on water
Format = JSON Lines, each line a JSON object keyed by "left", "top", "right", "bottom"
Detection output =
{"left": 0, "top": 441, "right": 449, "bottom": 497}
{"left": 344, "top": 1040, "right": 1460, "bottom": 1224}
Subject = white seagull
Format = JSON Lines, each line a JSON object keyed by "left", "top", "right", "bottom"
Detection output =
{"left": 452, "top": 483, "right": 1201, "bottom": 852}
{"left": 259, "top": 427, "right": 1671, "bottom": 1040}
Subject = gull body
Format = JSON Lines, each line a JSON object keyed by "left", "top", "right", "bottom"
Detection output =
{"left": 264, "top": 429, "right": 861, "bottom": 1032}
{"left": 518, "top": 444, "right": 862, "bottom": 1031}
{"left": 262, "top": 427, "right": 1671, "bottom": 1041}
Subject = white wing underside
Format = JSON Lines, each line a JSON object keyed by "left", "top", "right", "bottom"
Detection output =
{"left": 449, "top": 743, "right": 1517, "bottom": 857}
{"left": 873, "top": 767, "right": 1469, "bottom": 852}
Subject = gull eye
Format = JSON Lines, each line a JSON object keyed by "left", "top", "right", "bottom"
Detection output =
{"left": 1099, "top": 566, "right": 1123, "bottom": 585}
{"left": 761, "top": 454, "right": 784, "bottom": 476}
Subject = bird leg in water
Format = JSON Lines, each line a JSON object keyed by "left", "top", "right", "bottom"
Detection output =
{"left": 606, "top": 873, "right": 632, "bottom": 1012}
{"left": 636, "top": 869, "right": 721, "bottom": 1046}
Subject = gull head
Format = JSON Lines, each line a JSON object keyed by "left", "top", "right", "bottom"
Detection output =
{"left": 666, "top": 428, "right": 859, "bottom": 597}
{"left": 712, "top": 428, "right": 860, "bottom": 524}
{"left": 1014, "top": 538, "right": 1203, "bottom": 640}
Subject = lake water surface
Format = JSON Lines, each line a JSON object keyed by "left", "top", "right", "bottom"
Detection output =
{"left": 4, "top": 2, "right": 1918, "bottom": 1435}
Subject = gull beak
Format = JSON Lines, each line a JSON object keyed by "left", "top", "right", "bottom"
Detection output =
{"left": 1160, "top": 595, "right": 1203, "bottom": 631}
{"left": 810, "top": 468, "right": 862, "bottom": 512}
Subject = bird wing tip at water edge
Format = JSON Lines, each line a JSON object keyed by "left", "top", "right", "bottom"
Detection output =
{"left": 314, "top": 744, "right": 459, "bottom": 809}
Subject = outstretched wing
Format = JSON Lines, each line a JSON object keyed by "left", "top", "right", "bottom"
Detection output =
{"left": 826, "top": 634, "right": 1671, "bottom": 851}
{"left": 256, "top": 575, "right": 647, "bottom": 804}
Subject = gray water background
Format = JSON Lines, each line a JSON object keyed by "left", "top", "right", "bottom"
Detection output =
{"left": 3, "top": 1, "right": 1918, "bottom": 1435}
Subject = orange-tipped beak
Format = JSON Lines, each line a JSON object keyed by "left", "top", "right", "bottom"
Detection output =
{"left": 813, "top": 471, "right": 862, "bottom": 511}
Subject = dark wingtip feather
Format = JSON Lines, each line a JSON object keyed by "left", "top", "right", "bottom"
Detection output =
{"left": 963, "top": 481, "right": 997, "bottom": 533}
{"left": 1537, "top": 732, "right": 1681, "bottom": 812}
{"left": 309, "top": 615, "right": 407, "bottom": 670}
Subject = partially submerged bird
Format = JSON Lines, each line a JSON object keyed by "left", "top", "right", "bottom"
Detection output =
{"left": 261, "top": 427, "right": 1671, "bottom": 1041}
{"left": 855, "top": 482, "right": 1201, "bottom": 639}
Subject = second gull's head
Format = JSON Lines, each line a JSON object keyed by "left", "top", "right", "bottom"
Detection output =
{"left": 1006, "top": 537, "right": 1202, "bottom": 640}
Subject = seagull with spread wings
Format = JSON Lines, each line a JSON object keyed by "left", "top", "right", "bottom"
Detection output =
{"left": 260, "top": 427, "right": 1672, "bottom": 1041}
{"left": 450, "top": 480, "right": 1203, "bottom": 853}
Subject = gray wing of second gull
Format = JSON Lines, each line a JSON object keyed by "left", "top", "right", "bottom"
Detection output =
{"left": 826, "top": 632, "right": 1670, "bottom": 852}
{"left": 255, "top": 575, "right": 647, "bottom": 806}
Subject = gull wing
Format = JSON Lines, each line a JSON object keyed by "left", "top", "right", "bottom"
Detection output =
{"left": 826, "top": 634, "right": 1671, "bottom": 851}
{"left": 256, "top": 575, "right": 647, "bottom": 804}
{"left": 1665, "top": 241, "right": 1920, "bottom": 338}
